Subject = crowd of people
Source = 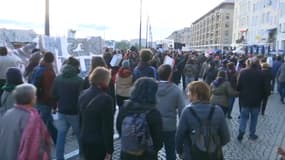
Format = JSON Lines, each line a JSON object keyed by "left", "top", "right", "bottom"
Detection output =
{"left": 0, "top": 45, "right": 285, "bottom": 160}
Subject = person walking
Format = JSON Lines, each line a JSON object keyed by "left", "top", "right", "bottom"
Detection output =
{"left": 260, "top": 63, "right": 273, "bottom": 115}
{"left": 30, "top": 52, "right": 57, "bottom": 144}
{"left": 237, "top": 58, "right": 266, "bottom": 141}
{"left": 156, "top": 64, "right": 185, "bottom": 160}
{"left": 277, "top": 60, "right": 285, "bottom": 104}
{"left": 226, "top": 62, "right": 238, "bottom": 119}
{"left": 116, "top": 77, "right": 163, "bottom": 160}
{"left": 176, "top": 81, "right": 230, "bottom": 160}
{"left": 0, "top": 84, "right": 51, "bottom": 160}
{"left": 0, "top": 68, "right": 24, "bottom": 117}
{"left": 52, "top": 57, "right": 83, "bottom": 160}
{"left": 79, "top": 67, "right": 114, "bottom": 160}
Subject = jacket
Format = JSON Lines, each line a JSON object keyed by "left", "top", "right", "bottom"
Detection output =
{"left": 116, "top": 101, "right": 163, "bottom": 160}
{"left": 156, "top": 82, "right": 185, "bottom": 131}
{"left": 52, "top": 64, "right": 83, "bottom": 115}
{"left": 34, "top": 62, "right": 56, "bottom": 108}
{"left": 115, "top": 68, "right": 133, "bottom": 97}
{"left": 0, "top": 90, "right": 14, "bottom": 117}
{"left": 0, "top": 107, "right": 30, "bottom": 160}
{"left": 210, "top": 80, "right": 239, "bottom": 107}
{"left": 278, "top": 63, "right": 285, "bottom": 83}
{"left": 79, "top": 86, "right": 114, "bottom": 154}
{"left": 132, "top": 64, "right": 157, "bottom": 82}
{"left": 184, "top": 63, "right": 198, "bottom": 78}
{"left": 261, "top": 68, "right": 274, "bottom": 96}
{"left": 237, "top": 67, "right": 265, "bottom": 107}
{"left": 204, "top": 67, "right": 218, "bottom": 85}
{"left": 175, "top": 103, "right": 230, "bottom": 160}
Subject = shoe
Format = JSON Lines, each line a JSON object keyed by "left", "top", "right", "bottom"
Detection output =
{"left": 227, "top": 115, "right": 232, "bottom": 119}
{"left": 249, "top": 134, "right": 258, "bottom": 141}
{"left": 237, "top": 133, "right": 244, "bottom": 142}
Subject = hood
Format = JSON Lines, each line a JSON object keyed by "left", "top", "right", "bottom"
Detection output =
{"left": 157, "top": 82, "right": 175, "bottom": 97}
{"left": 61, "top": 64, "right": 79, "bottom": 78}
{"left": 123, "top": 100, "right": 155, "bottom": 113}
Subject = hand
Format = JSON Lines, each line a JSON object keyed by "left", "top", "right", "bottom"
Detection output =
{"left": 104, "top": 153, "right": 112, "bottom": 160}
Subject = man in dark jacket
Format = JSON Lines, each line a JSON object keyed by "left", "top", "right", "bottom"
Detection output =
{"left": 272, "top": 55, "right": 282, "bottom": 92}
{"left": 52, "top": 57, "right": 83, "bottom": 160}
{"left": 237, "top": 58, "right": 265, "bottom": 141}
{"left": 32, "top": 52, "right": 57, "bottom": 144}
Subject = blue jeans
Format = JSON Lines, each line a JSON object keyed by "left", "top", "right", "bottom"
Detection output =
{"left": 162, "top": 131, "right": 176, "bottom": 160}
{"left": 227, "top": 97, "right": 235, "bottom": 116}
{"left": 278, "top": 82, "right": 285, "bottom": 100}
{"left": 37, "top": 104, "right": 57, "bottom": 144}
{"left": 56, "top": 113, "right": 81, "bottom": 160}
{"left": 239, "top": 107, "right": 260, "bottom": 136}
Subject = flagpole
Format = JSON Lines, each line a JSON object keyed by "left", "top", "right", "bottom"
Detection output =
{"left": 146, "top": 16, "right": 149, "bottom": 48}
{"left": 45, "top": 0, "right": 50, "bottom": 36}
{"left": 139, "top": 0, "right": 142, "bottom": 50}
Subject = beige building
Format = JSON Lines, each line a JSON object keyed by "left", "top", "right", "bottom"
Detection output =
{"left": 167, "top": 27, "right": 191, "bottom": 47}
{"left": 190, "top": 1, "right": 234, "bottom": 51}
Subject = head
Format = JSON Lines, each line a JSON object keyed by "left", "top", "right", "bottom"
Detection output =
{"left": 89, "top": 67, "right": 111, "bottom": 88}
{"left": 139, "top": 49, "right": 153, "bottom": 63}
{"left": 158, "top": 64, "right": 172, "bottom": 81}
{"left": 187, "top": 81, "right": 211, "bottom": 103}
{"left": 13, "top": 84, "right": 37, "bottom": 106}
{"left": 227, "top": 62, "right": 235, "bottom": 70}
{"left": 121, "top": 60, "right": 130, "bottom": 69}
{"left": 217, "top": 70, "right": 226, "bottom": 79}
{"left": 0, "top": 47, "right": 8, "bottom": 56}
{"left": 89, "top": 56, "right": 107, "bottom": 76}
{"left": 130, "top": 77, "right": 158, "bottom": 105}
{"left": 6, "top": 68, "right": 23, "bottom": 85}
{"left": 63, "top": 56, "right": 81, "bottom": 73}
{"left": 43, "top": 52, "right": 54, "bottom": 63}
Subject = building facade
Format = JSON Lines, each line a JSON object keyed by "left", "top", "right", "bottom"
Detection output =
{"left": 232, "top": 0, "right": 284, "bottom": 54}
{"left": 167, "top": 27, "right": 191, "bottom": 47}
{"left": 190, "top": 1, "right": 234, "bottom": 50}
{"left": 278, "top": 0, "right": 285, "bottom": 52}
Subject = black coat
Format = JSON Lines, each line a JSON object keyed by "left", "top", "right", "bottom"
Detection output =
{"left": 116, "top": 101, "right": 163, "bottom": 160}
{"left": 79, "top": 86, "right": 114, "bottom": 155}
{"left": 261, "top": 68, "right": 274, "bottom": 96}
{"left": 237, "top": 67, "right": 265, "bottom": 107}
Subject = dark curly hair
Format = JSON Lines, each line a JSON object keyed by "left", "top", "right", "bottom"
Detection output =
{"left": 130, "top": 77, "right": 158, "bottom": 105}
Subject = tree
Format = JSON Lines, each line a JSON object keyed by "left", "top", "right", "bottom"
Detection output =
{"left": 115, "top": 41, "right": 131, "bottom": 50}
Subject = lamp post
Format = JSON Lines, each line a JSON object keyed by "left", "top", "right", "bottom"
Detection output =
{"left": 139, "top": 0, "right": 142, "bottom": 50}
{"left": 45, "top": 0, "right": 50, "bottom": 36}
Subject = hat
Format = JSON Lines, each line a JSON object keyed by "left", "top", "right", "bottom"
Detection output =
{"left": 122, "top": 60, "right": 130, "bottom": 69}
{"left": 6, "top": 68, "right": 23, "bottom": 85}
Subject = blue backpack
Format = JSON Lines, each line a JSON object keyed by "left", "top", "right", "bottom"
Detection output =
{"left": 121, "top": 108, "right": 153, "bottom": 156}
{"left": 30, "top": 66, "right": 46, "bottom": 97}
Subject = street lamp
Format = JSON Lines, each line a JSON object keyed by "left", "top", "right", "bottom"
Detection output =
{"left": 45, "top": 0, "right": 50, "bottom": 36}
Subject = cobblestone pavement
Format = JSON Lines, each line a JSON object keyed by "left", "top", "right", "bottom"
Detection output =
{"left": 52, "top": 93, "right": 285, "bottom": 160}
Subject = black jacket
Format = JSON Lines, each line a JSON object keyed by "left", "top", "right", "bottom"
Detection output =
{"left": 79, "top": 86, "right": 114, "bottom": 154}
{"left": 116, "top": 101, "right": 163, "bottom": 160}
{"left": 261, "top": 68, "right": 273, "bottom": 96}
{"left": 237, "top": 67, "right": 265, "bottom": 107}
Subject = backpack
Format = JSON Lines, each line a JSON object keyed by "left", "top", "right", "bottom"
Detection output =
{"left": 30, "top": 66, "right": 46, "bottom": 98}
{"left": 189, "top": 106, "right": 223, "bottom": 160}
{"left": 121, "top": 109, "right": 154, "bottom": 156}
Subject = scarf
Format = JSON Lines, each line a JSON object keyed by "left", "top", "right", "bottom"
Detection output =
{"left": 212, "top": 77, "right": 225, "bottom": 87}
{"left": 17, "top": 105, "right": 51, "bottom": 160}
{"left": 118, "top": 68, "right": 132, "bottom": 78}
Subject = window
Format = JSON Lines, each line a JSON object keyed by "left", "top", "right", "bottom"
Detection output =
{"left": 225, "top": 23, "right": 229, "bottom": 28}
{"left": 225, "top": 31, "right": 229, "bottom": 36}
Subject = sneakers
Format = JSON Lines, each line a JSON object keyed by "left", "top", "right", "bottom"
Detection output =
{"left": 249, "top": 134, "right": 259, "bottom": 141}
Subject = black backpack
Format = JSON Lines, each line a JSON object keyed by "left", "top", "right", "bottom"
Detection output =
{"left": 189, "top": 106, "right": 223, "bottom": 160}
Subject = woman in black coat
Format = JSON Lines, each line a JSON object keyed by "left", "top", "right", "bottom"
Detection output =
{"left": 260, "top": 63, "right": 274, "bottom": 115}
{"left": 116, "top": 77, "right": 163, "bottom": 160}
{"left": 79, "top": 67, "right": 114, "bottom": 160}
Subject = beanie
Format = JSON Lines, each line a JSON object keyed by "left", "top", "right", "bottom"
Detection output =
{"left": 6, "top": 68, "right": 23, "bottom": 85}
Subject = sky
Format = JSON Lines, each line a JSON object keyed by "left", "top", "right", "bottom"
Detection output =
{"left": 0, "top": 0, "right": 224, "bottom": 41}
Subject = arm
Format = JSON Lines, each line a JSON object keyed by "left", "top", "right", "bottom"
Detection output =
{"left": 175, "top": 108, "right": 189, "bottom": 155}
{"left": 217, "top": 108, "right": 230, "bottom": 146}
{"left": 226, "top": 82, "right": 239, "bottom": 97}
{"left": 101, "top": 96, "right": 114, "bottom": 154}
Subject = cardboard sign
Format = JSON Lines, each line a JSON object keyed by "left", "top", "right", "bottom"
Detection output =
{"left": 163, "top": 55, "right": 175, "bottom": 68}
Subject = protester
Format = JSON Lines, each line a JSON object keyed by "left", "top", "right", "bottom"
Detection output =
{"left": 226, "top": 62, "right": 238, "bottom": 119}
{"left": 0, "top": 84, "right": 51, "bottom": 160}
{"left": 0, "top": 68, "right": 24, "bottom": 117}
{"left": 0, "top": 47, "right": 19, "bottom": 97}
{"left": 52, "top": 57, "right": 83, "bottom": 160}
{"left": 210, "top": 70, "right": 239, "bottom": 115}
{"left": 237, "top": 58, "right": 265, "bottom": 141}
{"left": 203, "top": 61, "right": 218, "bottom": 85}
{"left": 184, "top": 58, "right": 198, "bottom": 85}
{"left": 176, "top": 81, "right": 230, "bottom": 160}
{"left": 272, "top": 55, "right": 283, "bottom": 92}
{"left": 115, "top": 59, "right": 133, "bottom": 110}
{"left": 24, "top": 49, "right": 43, "bottom": 81}
{"left": 117, "top": 77, "right": 163, "bottom": 160}
{"left": 133, "top": 49, "right": 158, "bottom": 82}
{"left": 260, "top": 63, "right": 273, "bottom": 115}
{"left": 277, "top": 60, "right": 285, "bottom": 104}
{"left": 156, "top": 64, "right": 185, "bottom": 160}
{"left": 79, "top": 67, "right": 114, "bottom": 160}
{"left": 31, "top": 52, "right": 57, "bottom": 144}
